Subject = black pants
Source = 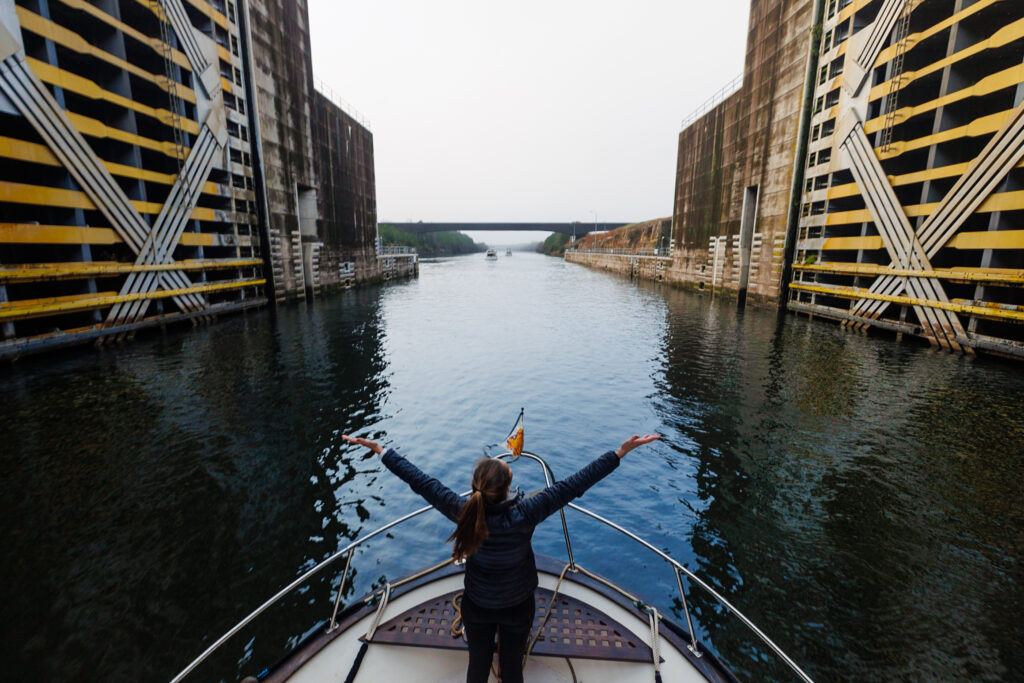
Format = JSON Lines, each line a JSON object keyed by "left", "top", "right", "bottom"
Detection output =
{"left": 462, "top": 593, "right": 535, "bottom": 683}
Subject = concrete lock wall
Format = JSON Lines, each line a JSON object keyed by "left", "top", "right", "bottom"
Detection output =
{"left": 246, "top": 0, "right": 385, "bottom": 301}
{"left": 564, "top": 219, "right": 673, "bottom": 280}
{"left": 788, "top": 0, "right": 1024, "bottom": 359}
{"left": 311, "top": 91, "right": 380, "bottom": 289}
{"left": 662, "top": 0, "right": 1024, "bottom": 359}
{"left": 0, "top": 0, "right": 388, "bottom": 358}
{"left": 0, "top": 0, "right": 267, "bottom": 358}
{"left": 669, "top": 0, "right": 816, "bottom": 306}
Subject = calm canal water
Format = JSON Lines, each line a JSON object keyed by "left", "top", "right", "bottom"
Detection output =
{"left": 2, "top": 252, "right": 1022, "bottom": 682}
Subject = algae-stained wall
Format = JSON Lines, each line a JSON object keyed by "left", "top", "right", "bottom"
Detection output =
{"left": 671, "top": 0, "right": 814, "bottom": 304}
{"left": 246, "top": 0, "right": 317, "bottom": 299}
{"left": 312, "top": 92, "right": 378, "bottom": 284}
{"left": 246, "top": 0, "right": 380, "bottom": 297}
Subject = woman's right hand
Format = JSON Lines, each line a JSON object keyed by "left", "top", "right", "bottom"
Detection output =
{"left": 615, "top": 434, "right": 660, "bottom": 458}
{"left": 342, "top": 434, "right": 383, "bottom": 455}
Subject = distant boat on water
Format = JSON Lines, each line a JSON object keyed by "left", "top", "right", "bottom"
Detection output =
{"left": 485, "top": 248, "right": 498, "bottom": 260}
{"left": 506, "top": 248, "right": 512, "bottom": 256}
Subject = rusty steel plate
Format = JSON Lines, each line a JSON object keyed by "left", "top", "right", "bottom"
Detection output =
{"left": 368, "top": 588, "right": 653, "bottom": 663}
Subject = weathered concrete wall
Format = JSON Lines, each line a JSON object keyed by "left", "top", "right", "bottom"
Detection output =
{"left": 565, "top": 252, "right": 669, "bottom": 281}
{"left": 247, "top": 0, "right": 317, "bottom": 299}
{"left": 671, "top": 0, "right": 814, "bottom": 306}
{"left": 312, "top": 92, "right": 379, "bottom": 287}
{"left": 247, "top": 0, "right": 385, "bottom": 298}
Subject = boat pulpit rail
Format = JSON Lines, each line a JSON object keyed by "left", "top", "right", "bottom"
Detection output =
{"left": 171, "top": 450, "right": 814, "bottom": 683}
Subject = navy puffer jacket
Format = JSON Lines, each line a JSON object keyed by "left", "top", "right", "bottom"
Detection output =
{"left": 381, "top": 449, "right": 620, "bottom": 608}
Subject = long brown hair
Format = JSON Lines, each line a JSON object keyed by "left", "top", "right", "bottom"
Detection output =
{"left": 448, "top": 458, "right": 511, "bottom": 560}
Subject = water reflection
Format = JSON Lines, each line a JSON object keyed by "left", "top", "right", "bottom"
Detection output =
{"left": 655, "top": 286, "right": 1024, "bottom": 680}
{"left": 1, "top": 256, "right": 1022, "bottom": 682}
{"left": 0, "top": 289, "right": 392, "bottom": 681}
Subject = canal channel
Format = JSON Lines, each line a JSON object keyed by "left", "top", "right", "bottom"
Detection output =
{"left": 1, "top": 252, "right": 1022, "bottom": 681}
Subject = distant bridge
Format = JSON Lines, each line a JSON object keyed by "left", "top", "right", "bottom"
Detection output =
{"left": 384, "top": 222, "right": 632, "bottom": 236}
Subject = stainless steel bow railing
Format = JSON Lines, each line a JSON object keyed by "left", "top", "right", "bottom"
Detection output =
{"left": 171, "top": 450, "right": 814, "bottom": 683}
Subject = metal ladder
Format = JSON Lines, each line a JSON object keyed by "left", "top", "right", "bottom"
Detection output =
{"left": 879, "top": 2, "right": 912, "bottom": 153}
{"left": 152, "top": 0, "right": 186, "bottom": 172}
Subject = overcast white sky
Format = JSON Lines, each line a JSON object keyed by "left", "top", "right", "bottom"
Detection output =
{"left": 308, "top": 1, "right": 751, "bottom": 227}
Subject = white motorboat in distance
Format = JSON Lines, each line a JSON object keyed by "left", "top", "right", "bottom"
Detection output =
{"left": 485, "top": 248, "right": 498, "bottom": 260}
{"left": 171, "top": 452, "right": 815, "bottom": 683}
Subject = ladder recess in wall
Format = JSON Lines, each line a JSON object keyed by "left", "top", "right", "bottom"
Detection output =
{"left": 731, "top": 234, "right": 743, "bottom": 289}
{"left": 309, "top": 243, "right": 322, "bottom": 296}
{"left": 770, "top": 235, "right": 785, "bottom": 291}
{"left": 290, "top": 231, "right": 306, "bottom": 299}
{"left": 152, "top": 0, "right": 186, "bottom": 172}
{"left": 749, "top": 232, "right": 763, "bottom": 283}
{"left": 268, "top": 228, "right": 285, "bottom": 299}
{"left": 879, "top": 2, "right": 912, "bottom": 152}
{"left": 704, "top": 236, "right": 728, "bottom": 290}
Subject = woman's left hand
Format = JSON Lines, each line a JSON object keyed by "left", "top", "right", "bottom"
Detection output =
{"left": 615, "top": 433, "right": 661, "bottom": 458}
{"left": 342, "top": 434, "right": 383, "bottom": 454}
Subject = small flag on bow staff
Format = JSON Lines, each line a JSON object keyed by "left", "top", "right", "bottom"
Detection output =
{"left": 504, "top": 408, "right": 524, "bottom": 459}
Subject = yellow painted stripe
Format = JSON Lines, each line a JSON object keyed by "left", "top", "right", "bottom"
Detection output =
{"left": 0, "top": 259, "right": 262, "bottom": 282}
{"left": 66, "top": 110, "right": 187, "bottom": 159}
{"left": 0, "top": 278, "right": 265, "bottom": 321}
{"left": 132, "top": 0, "right": 227, "bottom": 43}
{"left": 0, "top": 182, "right": 219, "bottom": 220}
{"left": 17, "top": 7, "right": 196, "bottom": 103}
{"left": 55, "top": 0, "right": 191, "bottom": 71}
{"left": 134, "top": 0, "right": 228, "bottom": 34}
{"left": 789, "top": 282, "right": 1024, "bottom": 322}
{"left": 25, "top": 57, "right": 200, "bottom": 135}
{"left": 184, "top": 0, "right": 229, "bottom": 30}
{"left": 948, "top": 229, "right": 1024, "bottom": 250}
{"left": 0, "top": 182, "right": 93, "bottom": 210}
{"left": 0, "top": 136, "right": 219, "bottom": 195}
{"left": 865, "top": 63, "right": 1024, "bottom": 134}
{"left": 825, "top": 190, "right": 1024, "bottom": 225}
{"left": 878, "top": 109, "right": 1013, "bottom": 160}
{"left": 874, "top": 0, "right": 1003, "bottom": 73}
{"left": 826, "top": 160, "right": 1024, "bottom": 200}
{"left": 838, "top": 0, "right": 872, "bottom": 23}
{"left": 819, "top": 235, "right": 886, "bottom": 250}
{"left": 0, "top": 224, "right": 121, "bottom": 245}
{"left": 870, "top": 15, "right": 1024, "bottom": 105}
{"left": 793, "top": 262, "right": 1024, "bottom": 284}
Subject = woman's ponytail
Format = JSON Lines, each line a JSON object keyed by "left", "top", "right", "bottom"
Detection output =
{"left": 448, "top": 459, "right": 511, "bottom": 560}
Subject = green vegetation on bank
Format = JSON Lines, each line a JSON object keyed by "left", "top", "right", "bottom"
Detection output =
{"left": 378, "top": 224, "right": 486, "bottom": 257}
{"left": 536, "top": 232, "right": 571, "bottom": 256}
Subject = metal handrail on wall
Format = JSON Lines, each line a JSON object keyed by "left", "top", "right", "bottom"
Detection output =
{"left": 377, "top": 246, "right": 418, "bottom": 256}
{"left": 680, "top": 74, "right": 744, "bottom": 129}
{"left": 171, "top": 450, "right": 814, "bottom": 683}
{"left": 313, "top": 79, "right": 372, "bottom": 130}
{"left": 566, "top": 247, "right": 671, "bottom": 257}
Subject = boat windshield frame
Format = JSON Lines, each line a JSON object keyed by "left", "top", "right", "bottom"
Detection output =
{"left": 170, "top": 450, "right": 814, "bottom": 683}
